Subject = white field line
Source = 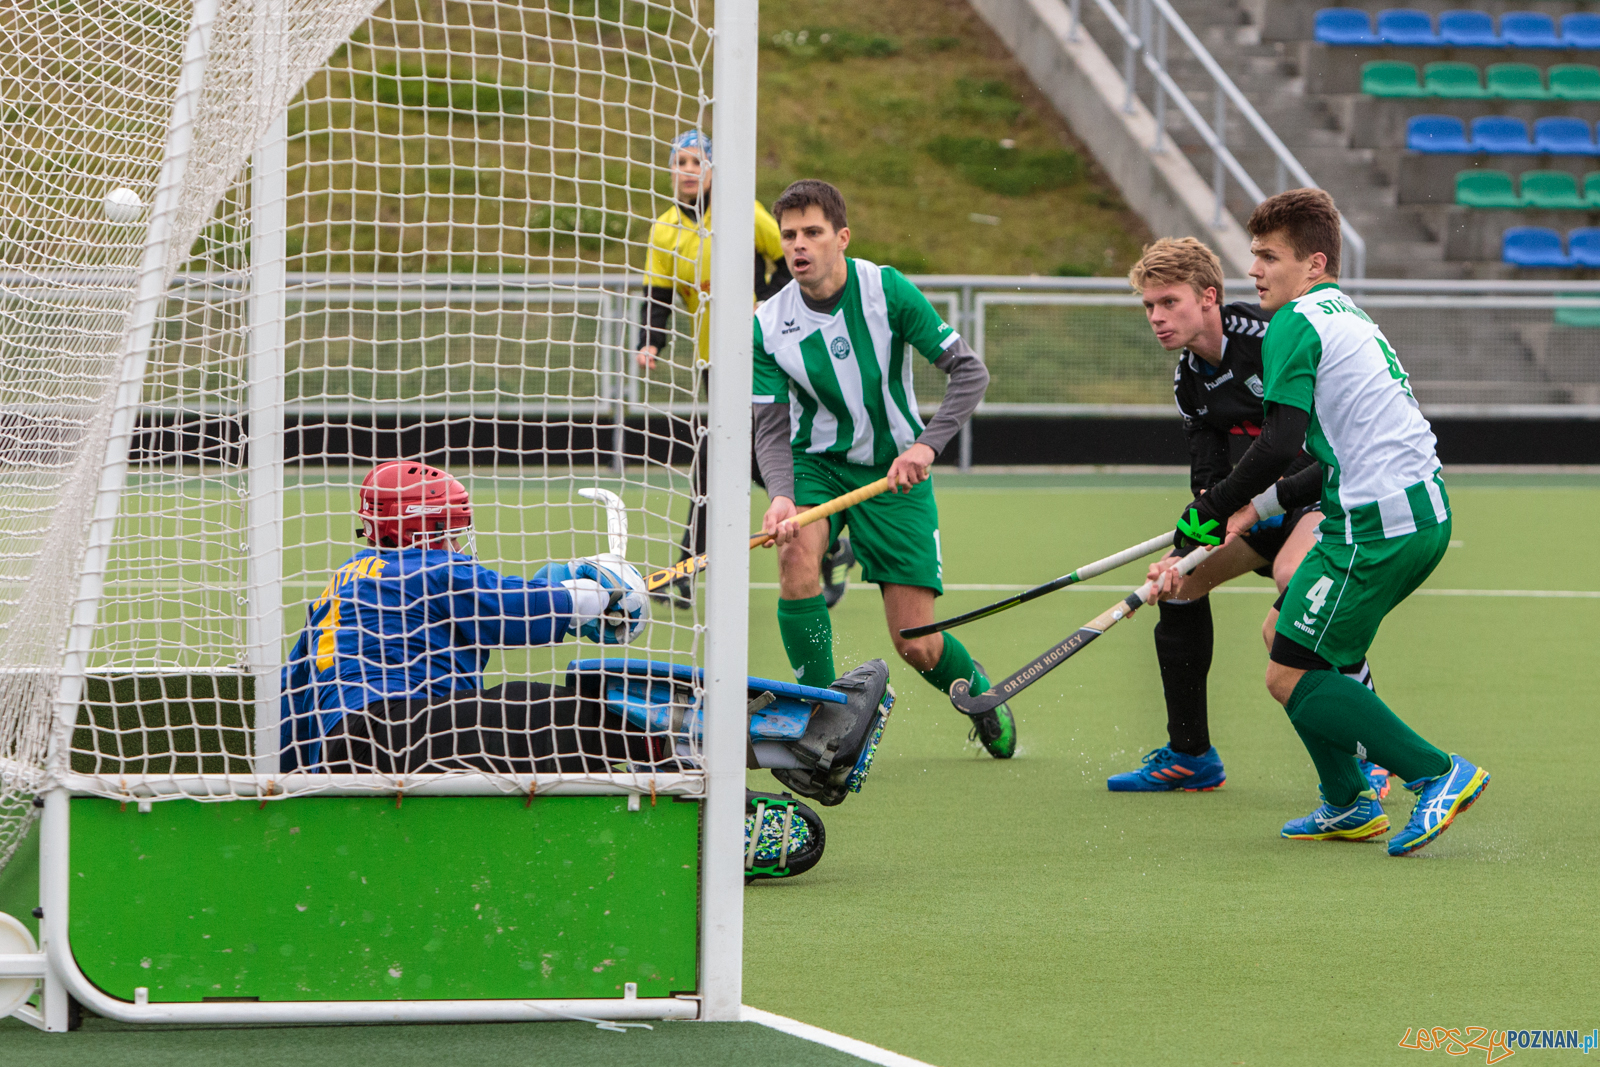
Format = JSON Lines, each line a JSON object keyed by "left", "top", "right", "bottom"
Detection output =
{"left": 748, "top": 583, "right": 1600, "bottom": 598}
{"left": 742, "top": 1006, "right": 940, "bottom": 1067}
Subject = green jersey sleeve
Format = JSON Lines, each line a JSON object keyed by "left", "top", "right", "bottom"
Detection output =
{"left": 750, "top": 316, "right": 790, "bottom": 404}
{"left": 881, "top": 266, "right": 957, "bottom": 362}
{"left": 1261, "top": 306, "right": 1321, "bottom": 413}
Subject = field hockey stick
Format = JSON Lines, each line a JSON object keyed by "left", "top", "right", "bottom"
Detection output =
{"left": 948, "top": 543, "right": 1213, "bottom": 717}
{"left": 898, "top": 530, "right": 1174, "bottom": 639}
{"left": 638, "top": 477, "right": 893, "bottom": 592}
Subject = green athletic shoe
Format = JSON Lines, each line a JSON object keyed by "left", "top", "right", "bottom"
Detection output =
{"left": 966, "top": 660, "right": 1016, "bottom": 760}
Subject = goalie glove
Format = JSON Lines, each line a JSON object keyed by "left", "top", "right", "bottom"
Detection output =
{"left": 537, "top": 557, "right": 650, "bottom": 644}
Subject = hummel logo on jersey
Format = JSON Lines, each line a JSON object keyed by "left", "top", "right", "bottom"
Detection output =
{"left": 1202, "top": 370, "right": 1235, "bottom": 391}
{"left": 1224, "top": 315, "right": 1268, "bottom": 337}
{"left": 780, "top": 318, "right": 801, "bottom": 335}
{"left": 829, "top": 336, "right": 852, "bottom": 360}
{"left": 1245, "top": 373, "right": 1264, "bottom": 398}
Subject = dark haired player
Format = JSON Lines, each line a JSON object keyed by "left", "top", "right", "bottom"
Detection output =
{"left": 753, "top": 179, "right": 1016, "bottom": 759}
{"left": 1170, "top": 189, "right": 1487, "bottom": 855}
{"left": 1108, "top": 237, "right": 1390, "bottom": 795}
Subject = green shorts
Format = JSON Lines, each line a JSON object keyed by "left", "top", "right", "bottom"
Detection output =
{"left": 792, "top": 451, "right": 943, "bottom": 594}
{"left": 1274, "top": 520, "right": 1451, "bottom": 669}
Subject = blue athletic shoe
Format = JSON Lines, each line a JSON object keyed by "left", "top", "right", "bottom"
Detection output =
{"left": 1387, "top": 754, "right": 1490, "bottom": 857}
{"left": 1280, "top": 788, "right": 1389, "bottom": 841}
{"left": 1107, "top": 746, "right": 1225, "bottom": 792}
{"left": 1359, "top": 759, "right": 1392, "bottom": 799}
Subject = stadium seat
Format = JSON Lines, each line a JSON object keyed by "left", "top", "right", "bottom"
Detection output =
{"left": 1472, "top": 116, "right": 1537, "bottom": 153}
{"left": 1378, "top": 9, "right": 1441, "bottom": 45}
{"left": 1586, "top": 172, "right": 1600, "bottom": 205}
{"left": 1534, "top": 117, "right": 1600, "bottom": 155}
{"left": 1315, "top": 8, "right": 1379, "bottom": 44}
{"left": 1424, "top": 62, "right": 1488, "bottom": 98}
{"left": 1519, "top": 170, "right": 1587, "bottom": 208}
{"left": 1455, "top": 170, "right": 1522, "bottom": 207}
{"left": 1438, "top": 10, "right": 1503, "bottom": 47}
{"left": 1549, "top": 65, "right": 1600, "bottom": 102}
{"left": 1502, "top": 226, "right": 1571, "bottom": 266}
{"left": 1570, "top": 229, "right": 1600, "bottom": 268}
{"left": 1408, "top": 115, "right": 1474, "bottom": 152}
{"left": 1561, "top": 13, "right": 1600, "bottom": 50}
{"left": 1500, "top": 12, "right": 1562, "bottom": 49}
{"left": 1362, "top": 61, "right": 1426, "bottom": 97}
{"left": 1487, "top": 63, "right": 1549, "bottom": 100}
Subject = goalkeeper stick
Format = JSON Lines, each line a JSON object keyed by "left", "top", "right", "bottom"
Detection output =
{"left": 898, "top": 530, "right": 1174, "bottom": 639}
{"left": 639, "top": 477, "right": 892, "bottom": 592}
{"left": 948, "top": 544, "right": 1213, "bottom": 717}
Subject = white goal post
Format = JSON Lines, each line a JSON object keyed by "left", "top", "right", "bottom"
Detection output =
{"left": 0, "top": 0, "right": 755, "bottom": 1029}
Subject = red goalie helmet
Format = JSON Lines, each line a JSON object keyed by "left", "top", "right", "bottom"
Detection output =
{"left": 358, "top": 461, "right": 472, "bottom": 548}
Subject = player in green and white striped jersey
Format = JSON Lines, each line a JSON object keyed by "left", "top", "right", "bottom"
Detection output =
{"left": 1155, "top": 189, "right": 1488, "bottom": 856}
{"left": 752, "top": 180, "right": 1016, "bottom": 759}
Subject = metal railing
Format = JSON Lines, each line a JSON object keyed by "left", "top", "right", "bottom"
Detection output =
{"left": 1066, "top": 0, "right": 1369, "bottom": 278}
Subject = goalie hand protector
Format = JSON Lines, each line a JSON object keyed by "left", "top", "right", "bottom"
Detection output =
{"left": 537, "top": 558, "right": 651, "bottom": 644}
{"left": 770, "top": 658, "right": 894, "bottom": 807}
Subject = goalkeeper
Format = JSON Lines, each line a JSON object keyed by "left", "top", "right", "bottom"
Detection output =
{"left": 278, "top": 461, "right": 651, "bottom": 774}
{"left": 1109, "top": 237, "right": 1388, "bottom": 796}
{"left": 753, "top": 179, "right": 1016, "bottom": 760}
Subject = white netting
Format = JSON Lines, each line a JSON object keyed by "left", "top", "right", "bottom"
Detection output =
{"left": 0, "top": 0, "right": 716, "bottom": 867}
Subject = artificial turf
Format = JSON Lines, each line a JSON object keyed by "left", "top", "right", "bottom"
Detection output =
{"left": 742, "top": 473, "right": 1600, "bottom": 1066}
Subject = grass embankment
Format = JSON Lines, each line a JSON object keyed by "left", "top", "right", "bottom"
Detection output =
{"left": 258, "top": 0, "right": 1147, "bottom": 278}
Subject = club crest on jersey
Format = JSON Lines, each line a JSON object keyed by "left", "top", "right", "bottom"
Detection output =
{"left": 828, "top": 336, "right": 852, "bottom": 360}
{"left": 1245, "top": 373, "right": 1265, "bottom": 397}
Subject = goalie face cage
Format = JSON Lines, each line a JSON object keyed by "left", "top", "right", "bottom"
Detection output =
{"left": 0, "top": 0, "right": 755, "bottom": 1028}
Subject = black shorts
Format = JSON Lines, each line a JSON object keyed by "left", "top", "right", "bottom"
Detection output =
{"left": 1239, "top": 504, "right": 1320, "bottom": 578}
{"left": 321, "top": 680, "right": 665, "bottom": 775}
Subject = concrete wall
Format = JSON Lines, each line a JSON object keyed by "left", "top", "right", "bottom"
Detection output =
{"left": 968, "top": 0, "right": 1255, "bottom": 274}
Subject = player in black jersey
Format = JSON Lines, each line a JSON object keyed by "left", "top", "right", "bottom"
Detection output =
{"left": 1106, "top": 238, "right": 1389, "bottom": 794}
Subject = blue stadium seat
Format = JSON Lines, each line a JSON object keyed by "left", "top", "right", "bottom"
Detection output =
{"left": 1502, "top": 227, "right": 1571, "bottom": 266}
{"left": 1408, "top": 115, "right": 1473, "bottom": 152}
{"left": 1561, "top": 13, "right": 1600, "bottom": 50}
{"left": 1315, "top": 8, "right": 1380, "bottom": 45}
{"left": 1472, "top": 116, "right": 1537, "bottom": 153}
{"left": 1570, "top": 229, "right": 1600, "bottom": 268}
{"left": 1378, "top": 9, "right": 1441, "bottom": 45}
{"left": 1534, "top": 117, "right": 1600, "bottom": 155}
{"left": 1439, "top": 10, "right": 1503, "bottom": 47}
{"left": 1500, "top": 12, "right": 1563, "bottom": 49}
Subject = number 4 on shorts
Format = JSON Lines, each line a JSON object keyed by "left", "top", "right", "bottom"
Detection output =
{"left": 1305, "top": 576, "right": 1333, "bottom": 615}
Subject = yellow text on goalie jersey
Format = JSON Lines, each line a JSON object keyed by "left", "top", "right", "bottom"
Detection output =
{"left": 313, "top": 557, "right": 388, "bottom": 672}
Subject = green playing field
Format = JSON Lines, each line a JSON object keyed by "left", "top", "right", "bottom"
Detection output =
{"left": 5, "top": 470, "right": 1596, "bottom": 1065}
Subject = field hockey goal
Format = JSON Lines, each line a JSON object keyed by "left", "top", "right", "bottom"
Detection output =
{"left": 0, "top": 0, "right": 756, "bottom": 1030}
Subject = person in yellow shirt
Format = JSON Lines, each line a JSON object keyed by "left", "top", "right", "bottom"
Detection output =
{"left": 635, "top": 130, "right": 797, "bottom": 603}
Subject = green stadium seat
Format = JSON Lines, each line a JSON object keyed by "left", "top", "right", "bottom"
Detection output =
{"left": 1519, "top": 170, "right": 1587, "bottom": 209}
{"left": 1455, "top": 170, "right": 1521, "bottom": 208}
{"left": 1362, "top": 61, "right": 1426, "bottom": 98}
{"left": 1486, "top": 63, "right": 1549, "bottom": 101}
{"left": 1554, "top": 295, "right": 1600, "bottom": 328}
{"left": 1586, "top": 172, "right": 1600, "bottom": 206}
{"left": 1549, "top": 65, "right": 1600, "bottom": 103}
{"left": 1424, "top": 62, "right": 1489, "bottom": 100}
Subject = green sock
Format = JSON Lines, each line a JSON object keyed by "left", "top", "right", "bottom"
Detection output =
{"left": 1288, "top": 718, "right": 1371, "bottom": 807}
{"left": 777, "top": 595, "right": 834, "bottom": 687}
{"left": 1285, "top": 670, "right": 1451, "bottom": 791}
{"left": 918, "top": 633, "right": 990, "bottom": 697}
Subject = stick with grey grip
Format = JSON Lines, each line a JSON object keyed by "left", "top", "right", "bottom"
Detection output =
{"left": 948, "top": 544, "right": 1214, "bottom": 717}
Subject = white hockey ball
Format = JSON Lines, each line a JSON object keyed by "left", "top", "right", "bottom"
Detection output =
{"left": 102, "top": 188, "right": 143, "bottom": 224}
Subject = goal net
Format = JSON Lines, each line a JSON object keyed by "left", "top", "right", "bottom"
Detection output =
{"left": 0, "top": 0, "right": 718, "bottom": 870}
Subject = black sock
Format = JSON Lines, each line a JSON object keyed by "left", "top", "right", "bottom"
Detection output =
{"left": 1154, "top": 596, "right": 1213, "bottom": 757}
{"left": 1340, "top": 659, "right": 1375, "bottom": 693}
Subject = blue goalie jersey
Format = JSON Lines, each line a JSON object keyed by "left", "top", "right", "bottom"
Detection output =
{"left": 279, "top": 547, "right": 573, "bottom": 770}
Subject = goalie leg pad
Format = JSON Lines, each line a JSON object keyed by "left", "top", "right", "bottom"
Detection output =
{"left": 745, "top": 790, "right": 826, "bottom": 881}
{"left": 771, "top": 658, "right": 894, "bottom": 807}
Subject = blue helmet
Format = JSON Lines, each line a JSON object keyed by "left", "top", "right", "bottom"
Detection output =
{"left": 670, "top": 129, "right": 711, "bottom": 163}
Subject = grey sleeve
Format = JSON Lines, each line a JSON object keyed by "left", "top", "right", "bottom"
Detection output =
{"left": 752, "top": 402, "right": 795, "bottom": 502}
{"left": 915, "top": 337, "right": 988, "bottom": 457}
